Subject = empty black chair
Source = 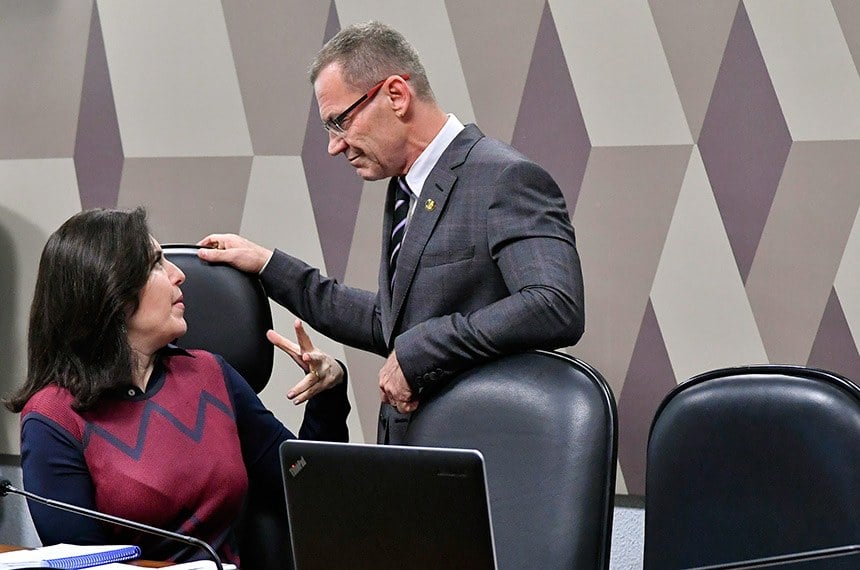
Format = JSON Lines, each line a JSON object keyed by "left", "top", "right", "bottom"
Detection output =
{"left": 163, "top": 244, "right": 287, "bottom": 570}
{"left": 645, "top": 365, "right": 860, "bottom": 570}
{"left": 403, "top": 350, "right": 617, "bottom": 570}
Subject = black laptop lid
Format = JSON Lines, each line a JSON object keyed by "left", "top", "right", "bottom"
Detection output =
{"left": 280, "top": 440, "right": 497, "bottom": 570}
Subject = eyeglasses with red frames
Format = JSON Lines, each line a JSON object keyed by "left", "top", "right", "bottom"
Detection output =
{"left": 323, "top": 73, "right": 410, "bottom": 135}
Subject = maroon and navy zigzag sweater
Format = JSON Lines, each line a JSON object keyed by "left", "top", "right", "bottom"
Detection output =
{"left": 20, "top": 347, "right": 350, "bottom": 565}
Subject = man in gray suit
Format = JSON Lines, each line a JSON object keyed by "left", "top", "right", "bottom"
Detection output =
{"left": 199, "top": 21, "right": 584, "bottom": 444}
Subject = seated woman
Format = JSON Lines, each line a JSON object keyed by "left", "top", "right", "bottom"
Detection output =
{"left": 5, "top": 207, "right": 350, "bottom": 566}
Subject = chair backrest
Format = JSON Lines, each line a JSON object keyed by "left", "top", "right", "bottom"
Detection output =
{"left": 403, "top": 350, "right": 617, "bottom": 570}
{"left": 162, "top": 244, "right": 273, "bottom": 393}
{"left": 162, "top": 244, "right": 286, "bottom": 570}
{"left": 644, "top": 365, "right": 860, "bottom": 570}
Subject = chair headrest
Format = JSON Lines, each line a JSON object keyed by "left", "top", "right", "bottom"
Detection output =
{"left": 163, "top": 244, "right": 274, "bottom": 393}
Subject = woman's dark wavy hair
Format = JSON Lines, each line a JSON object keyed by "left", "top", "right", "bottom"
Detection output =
{"left": 5, "top": 207, "right": 155, "bottom": 413}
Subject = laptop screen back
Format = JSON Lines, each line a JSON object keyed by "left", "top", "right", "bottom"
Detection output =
{"left": 280, "top": 440, "right": 497, "bottom": 570}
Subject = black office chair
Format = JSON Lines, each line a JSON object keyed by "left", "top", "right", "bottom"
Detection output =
{"left": 163, "top": 245, "right": 288, "bottom": 570}
{"left": 403, "top": 350, "right": 617, "bottom": 570}
{"left": 163, "top": 244, "right": 273, "bottom": 392}
{"left": 644, "top": 365, "right": 860, "bottom": 570}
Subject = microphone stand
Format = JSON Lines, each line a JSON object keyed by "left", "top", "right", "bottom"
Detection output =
{"left": 687, "top": 543, "right": 860, "bottom": 570}
{"left": 0, "top": 480, "right": 224, "bottom": 570}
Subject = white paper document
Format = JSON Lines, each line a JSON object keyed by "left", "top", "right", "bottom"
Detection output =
{"left": 42, "top": 562, "right": 236, "bottom": 570}
{"left": 0, "top": 543, "right": 139, "bottom": 568}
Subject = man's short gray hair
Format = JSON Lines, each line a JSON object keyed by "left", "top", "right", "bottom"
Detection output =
{"left": 310, "top": 21, "right": 434, "bottom": 101}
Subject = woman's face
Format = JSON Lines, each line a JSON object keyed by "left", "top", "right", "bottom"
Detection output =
{"left": 126, "top": 239, "right": 187, "bottom": 355}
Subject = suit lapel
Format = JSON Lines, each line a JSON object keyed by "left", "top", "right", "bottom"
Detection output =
{"left": 389, "top": 169, "right": 455, "bottom": 318}
{"left": 386, "top": 125, "right": 484, "bottom": 343}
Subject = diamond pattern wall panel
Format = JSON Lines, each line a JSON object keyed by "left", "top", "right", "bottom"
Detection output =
{"left": 2, "top": 0, "right": 860, "bottom": 497}
{"left": 698, "top": 0, "right": 791, "bottom": 282}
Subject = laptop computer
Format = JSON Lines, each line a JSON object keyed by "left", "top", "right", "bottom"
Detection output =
{"left": 279, "top": 440, "right": 497, "bottom": 570}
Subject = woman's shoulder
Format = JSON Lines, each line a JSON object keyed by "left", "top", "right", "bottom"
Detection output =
{"left": 22, "top": 384, "right": 74, "bottom": 416}
{"left": 21, "top": 384, "right": 84, "bottom": 440}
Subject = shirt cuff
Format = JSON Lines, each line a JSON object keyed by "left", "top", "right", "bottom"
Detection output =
{"left": 258, "top": 249, "right": 275, "bottom": 275}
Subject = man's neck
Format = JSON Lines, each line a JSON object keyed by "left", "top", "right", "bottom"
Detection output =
{"left": 401, "top": 103, "right": 448, "bottom": 174}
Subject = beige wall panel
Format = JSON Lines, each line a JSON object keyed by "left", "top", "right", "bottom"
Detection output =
{"left": 0, "top": 1, "right": 91, "bottom": 159}
{"left": 117, "top": 157, "right": 252, "bottom": 243}
{"left": 239, "top": 156, "right": 364, "bottom": 442}
{"left": 745, "top": 0, "right": 860, "bottom": 141}
{"left": 345, "top": 178, "right": 387, "bottom": 291}
{"left": 833, "top": 0, "right": 860, "bottom": 73}
{"left": 615, "top": 462, "right": 628, "bottom": 495}
{"left": 834, "top": 206, "right": 860, "bottom": 353}
{"left": 444, "top": 0, "right": 545, "bottom": 142}
{"left": 747, "top": 141, "right": 860, "bottom": 363}
{"left": 334, "top": 0, "right": 476, "bottom": 124}
{"left": 222, "top": 0, "right": 330, "bottom": 155}
{"left": 648, "top": 0, "right": 740, "bottom": 140}
{"left": 651, "top": 148, "right": 767, "bottom": 382}
{"left": 549, "top": 0, "right": 691, "bottom": 147}
{"left": 570, "top": 145, "right": 691, "bottom": 395}
{"left": 342, "top": 345, "right": 386, "bottom": 443}
{"left": 0, "top": 159, "right": 82, "bottom": 453}
{"left": 98, "top": 0, "right": 252, "bottom": 157}
{"left": 342, "top": 178, "right": 388, "bottom": 441}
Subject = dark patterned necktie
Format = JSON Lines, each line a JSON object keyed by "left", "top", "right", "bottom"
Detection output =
{"left": 389, "top": 177, "right": 411, "bottom": 290}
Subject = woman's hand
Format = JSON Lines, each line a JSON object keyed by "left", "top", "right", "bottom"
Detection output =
{"left": 267, "top": 320, "right": 344, "bottom": 405}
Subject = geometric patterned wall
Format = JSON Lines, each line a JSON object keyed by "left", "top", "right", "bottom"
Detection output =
{"left": 2, "top": 0, "right": 859, "bottom": 497}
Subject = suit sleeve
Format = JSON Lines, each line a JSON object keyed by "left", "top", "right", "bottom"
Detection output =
{"left": 260, "top": 251, "right": 387, "bottom": 356}
{"left": 395, "top": 159, "right": 585, "bottom": 391}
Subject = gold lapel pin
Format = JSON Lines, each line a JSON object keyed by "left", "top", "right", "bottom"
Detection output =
{"left": 424, "top": 199, "right": 436, "bottom": 211}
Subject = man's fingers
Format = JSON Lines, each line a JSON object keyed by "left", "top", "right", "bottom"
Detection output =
{"left": 386, "top": 396, "right": 418, "bottom": 414}
{"left": 194, "top": 234, "right": 271, "bottom": 273}
{"left": 197, "top": 233, "right": 242, "bottom": 248}
{"left": 379, "top": 352, "right": 417, "bottom": 412}
{"left": 267, "top": 329, "right": 304, "bottom": 366}
{"left": 293, "top": 320, "right": 315, "bottom": 353}
{"left": 197, "top": 247, "right": 228, "bottom": 263}
{"left": 380, "top": 380, "right": 411, "bottom": 406}
{"left": 289, "top": 368, "right": 329, "bottom": 404}
{"left": 288, "top": 375, "right": 314, "bottom": 402}
{"left": 196, "top": 234, "right": 220, "bottom": 247}
{"left": 267, "top": 329, "right": 300, "bottom": 353}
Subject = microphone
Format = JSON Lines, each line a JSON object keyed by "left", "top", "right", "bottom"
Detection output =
{"left": 686, "top": 543, "right": 860, "bottom": 570}
{"left": 0, "top": 479, "right": 224, "bottom": 570}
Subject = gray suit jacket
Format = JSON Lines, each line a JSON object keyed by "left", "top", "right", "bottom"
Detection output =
{"left": 261, "top": 125, "right": 584, "bottom": 437}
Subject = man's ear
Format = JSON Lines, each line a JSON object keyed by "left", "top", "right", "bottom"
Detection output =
{"left": 385, "top": 75, "right": 411, "bottom": 117}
